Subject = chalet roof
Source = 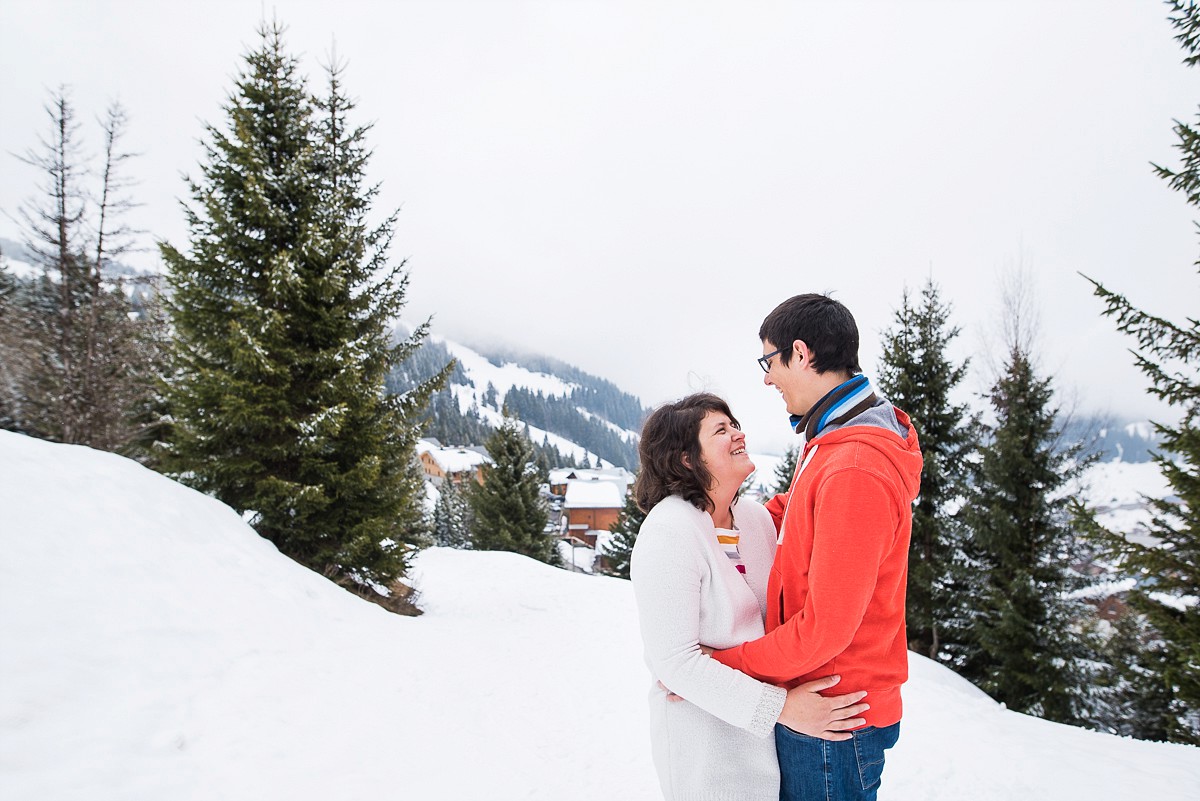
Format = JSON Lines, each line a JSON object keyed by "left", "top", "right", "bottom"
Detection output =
{"left": 423, "top": 446, "right": 493, "bottom": 473}
{"left": 563, "top": 479, "right": 623, "bottom": 509}
{"left": 549, "top": 467, "right": 633, "bottom": 484}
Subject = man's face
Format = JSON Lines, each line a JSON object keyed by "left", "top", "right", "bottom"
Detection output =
{"left": 761, "top": 338, "right": 812, "bottom": 417}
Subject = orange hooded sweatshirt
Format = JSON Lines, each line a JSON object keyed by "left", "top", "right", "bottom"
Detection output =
{"left": 712, "top": 406, "right": 922, "bottom": 729}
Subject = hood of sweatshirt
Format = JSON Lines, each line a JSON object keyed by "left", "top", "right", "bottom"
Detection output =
{"left": 804, "top": 401, "right": 922, "bottom": 502}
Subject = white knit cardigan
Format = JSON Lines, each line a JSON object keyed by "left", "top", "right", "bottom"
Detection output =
{"left": 630, "top": 495, "right": 785, "bottom": 801}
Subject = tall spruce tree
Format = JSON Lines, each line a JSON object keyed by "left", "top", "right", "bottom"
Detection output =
{"left": 959, "top": 335, "right": 1096, "bottom": 725}
{"left": 468, "top": 413, "right": 553, "bottom": 563}
{"left": 877, "top": 279, "right": 976, "bottom": 660}
{"left": 1079, "top": 0, "right": 1200, "bottom": 744}
{"left": 598, "top": 490, "right": 645, "bottom": 579}
{"left": 162, "top": 22, "right": 446, "bottom": 605}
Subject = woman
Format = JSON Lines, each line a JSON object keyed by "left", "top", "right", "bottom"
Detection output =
{"left": 630, "top": 393, "right": 867, "bottom": 801}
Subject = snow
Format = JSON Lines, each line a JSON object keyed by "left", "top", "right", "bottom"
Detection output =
{"left": 2, "top": 430, "right": 1199, "bottom": 800}
{"left": 1078, "top": 459, "right": 1175, "bottom": 545}
{"left": 452, "top": 383, "right": 613, "bottom": 467}
{"left": 557, "top": 539, "right": 598, "bottom": 574}
{"left": 422, "top": 444, "right": 491, "bottom": 474}
{"left": 429, "top": 334, "right": 621, "bottom": 468}
{"left": 576, "top": 406, "right": 640, "bottom": 443}
{"left": 3, "top": 255, "right": 38, "bottom": 280}
{"left": 549, "top": 467, "right": 633, "bottom": 495}
{"left": 563, "top": 479, "right": 624, "bottom": 509}
{"left": 1082, "top": 460, "right": 1173, "bottom": 510}
{"left": 434, "top": 334, "right": 577, "bottom": 402}
{"left": 1124, "top": 421, "right": 1158, "bottom": 440}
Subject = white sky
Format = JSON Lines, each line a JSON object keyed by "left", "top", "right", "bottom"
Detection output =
{"left": 2, "top": 0, "right": 1197, "bottom": 453}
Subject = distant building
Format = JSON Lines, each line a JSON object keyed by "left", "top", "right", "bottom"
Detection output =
{"left": 560, "top": 479, "right": 624, "bottom": 547}
{"left": 548, "top": 467, "right": 634, "bottom": 498}
{"left": 417, "top": 439, "right": 493, "bottom": 487}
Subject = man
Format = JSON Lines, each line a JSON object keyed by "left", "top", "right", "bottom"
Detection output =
{"left": 710, "top": 293, "right": 922, "bottom": 801}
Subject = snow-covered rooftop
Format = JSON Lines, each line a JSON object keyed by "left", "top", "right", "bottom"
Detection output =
{"left": 549, "top": 467, "right": 633, "bottom": 484}
{"left": 423, "top": 446, "right": 492, "bottom": 473}
{"left": 563, "top": 479, "right": 623, "bottom": 509}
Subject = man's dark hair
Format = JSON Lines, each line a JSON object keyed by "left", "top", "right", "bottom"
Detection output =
{"left": 758, "top": 293, "right": 861, "bottom": 375}
{"left": 634, "top": 392, "right": 740, "bottom": 515}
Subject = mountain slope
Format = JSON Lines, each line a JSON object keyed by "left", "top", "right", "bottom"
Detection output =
{"left": 1, "top": 430, "right": 1197, "bottom": 800}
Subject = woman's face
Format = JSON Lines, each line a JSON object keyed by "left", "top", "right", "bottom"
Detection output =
{"left": 696, "top": 410, "right": 755, "bottom": 494}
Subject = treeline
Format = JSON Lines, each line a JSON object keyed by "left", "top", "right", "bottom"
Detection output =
{"left": 503, "top": 386, "right": 639, "bottom": 470}
{"left": 470, "top": 341, "right": 649, "bottom": 432}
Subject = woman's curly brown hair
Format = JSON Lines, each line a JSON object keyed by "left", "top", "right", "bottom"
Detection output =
{"left": 634, "top": 392, "right": 740, "bottom": 514}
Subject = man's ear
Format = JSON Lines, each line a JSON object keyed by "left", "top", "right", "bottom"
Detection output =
{"left": 792, "top": 339, "right": 810, "bottom": 366}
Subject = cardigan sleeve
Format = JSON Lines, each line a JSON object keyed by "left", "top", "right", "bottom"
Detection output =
{"left": 630, "top": 508, "right": 786, "bottom": 738}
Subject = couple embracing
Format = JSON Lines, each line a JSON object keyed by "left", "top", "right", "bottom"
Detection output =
{"left": 630, "top": 293, "right": 923, "bottom": 801}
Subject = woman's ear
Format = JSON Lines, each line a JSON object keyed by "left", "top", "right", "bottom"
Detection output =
{"left": 680, "top": 451, "right": 692, "bottom": 469}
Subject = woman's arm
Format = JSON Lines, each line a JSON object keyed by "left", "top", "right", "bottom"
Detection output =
{"left": 631, "top": 520, "right": 785, "bottom": 738}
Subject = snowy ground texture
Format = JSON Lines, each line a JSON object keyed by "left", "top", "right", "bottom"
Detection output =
{"left": 2, "top": 431, "right": 1198, "bottom": 800}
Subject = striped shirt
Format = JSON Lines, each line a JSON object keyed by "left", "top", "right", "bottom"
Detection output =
{"left": 715, "top": 526, "right": 746, "bottom": 575}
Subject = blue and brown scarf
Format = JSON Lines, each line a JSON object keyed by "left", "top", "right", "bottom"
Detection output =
{"left": 790, "top": 374, "right": 878, "bottom": 442}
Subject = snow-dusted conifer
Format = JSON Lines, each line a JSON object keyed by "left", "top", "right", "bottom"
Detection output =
{"left": 1081, "top": 0, "right": 1200, "bottom": 744}
{"left": 958, "top": 324, "right": 1098, "bottom": 725}
{"left": 877, "top": 279, "right": 976, "bottom": 661}
{"left": 598, "top": 490, "right": 644, "bottom": 579}
{"left": 468, "top": 412, "right": 554, "bottom": 564}
{"left": 162, "top": 22, "right": 446, "bottom": 604}
{"left": 432, "top": 479, "right": 472, "bottom": 549}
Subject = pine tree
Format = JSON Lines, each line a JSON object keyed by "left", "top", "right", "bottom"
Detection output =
{"left": 598, "top": 489, "right": 645, "bottom": 579}
{"left": 1079, "top": 0, "right": 1200, "bottom": 744}
{"left": 1089, "top": 606, "right": 1180, "bottom": 740}
{"left": 468, "top": 413, "right": 553, "bottom": 563}
{"left": 958, "top": 339, "right": 1097, "bottom": 725}
{"left": 877, "top": 279, "right": 976, "bottom": 660}
{"left": 772, "top": 446, "right": 799, "bottom": 495}
{"left": 431, "top": 478, "right": 472, "bottom": 549}
{"left": 162, "top": 22, "right": 447, "bottom": 605}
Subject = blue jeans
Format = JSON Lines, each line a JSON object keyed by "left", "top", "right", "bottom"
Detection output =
{"left": 775, "top": 722, "right": 900, "bottom": 801}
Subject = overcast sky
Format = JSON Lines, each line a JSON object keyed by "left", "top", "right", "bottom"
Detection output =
{"left": 2, "top": 1, "right": 1197, "bottom": 453}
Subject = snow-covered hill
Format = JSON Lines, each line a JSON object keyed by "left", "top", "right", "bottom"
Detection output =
{"left": 394, "top": 330, "right": 646, "bottom": 469}
{"left": 1, "top": 431, "right": 1197, "bottom": 800}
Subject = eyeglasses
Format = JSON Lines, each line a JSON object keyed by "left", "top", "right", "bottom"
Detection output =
{"left": 757, "top": 347, "right": 785, "bottom": 373}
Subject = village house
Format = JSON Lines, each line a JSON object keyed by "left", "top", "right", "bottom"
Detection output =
{"left": 559, "top": 478, "right": 625, "bottom": 548}
{"left": 416, "top": 439, "right": 493, "bottom": 487}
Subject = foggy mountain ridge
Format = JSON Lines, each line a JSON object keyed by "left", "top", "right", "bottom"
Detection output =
{"left": 388, "top": 327, "right": 648, "bottom": 471}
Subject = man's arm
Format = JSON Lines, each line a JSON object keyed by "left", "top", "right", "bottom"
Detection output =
{"left": 764, "top": 491, "right": 787, "bottom": 532}
{"left": 711, "top": 469, "right": 900, "bottom": 684}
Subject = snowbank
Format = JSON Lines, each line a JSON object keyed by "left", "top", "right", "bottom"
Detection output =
{"left": 1, "top": 431, "right": 1197, "bottom": 800}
